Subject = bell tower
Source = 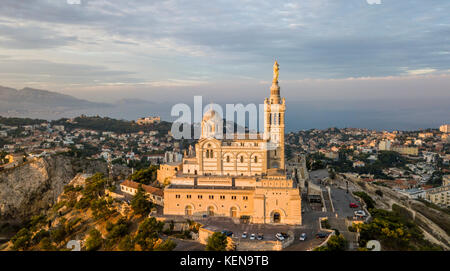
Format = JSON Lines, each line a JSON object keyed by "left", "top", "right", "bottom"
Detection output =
{"left": 264, "top": 61, "right": 286, "bottom": 170}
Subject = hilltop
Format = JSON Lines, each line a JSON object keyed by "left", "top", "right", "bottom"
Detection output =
{"left": 1, "top": 173, "right": 201, "bottom": 251}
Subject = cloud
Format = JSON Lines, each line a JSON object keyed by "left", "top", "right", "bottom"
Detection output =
{"left": 0, "top": 21, "right": 78, "bottom": 49}
{"left": 406, "top": 68, "right": 437, "bottom": 75}
{"left": 0, "top": 0, "right": 448, "bottom": 94}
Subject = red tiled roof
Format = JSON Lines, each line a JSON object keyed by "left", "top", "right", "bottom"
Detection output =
{"left": 121, "top": 180, "right": 164, "bottom": 198}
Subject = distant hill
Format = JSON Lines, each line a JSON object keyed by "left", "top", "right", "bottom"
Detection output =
{"left": 51, "top": 115, "right": 172, "bottom": 135}
{"left": 0, "top": 86, "right": 111, "bottom": 118}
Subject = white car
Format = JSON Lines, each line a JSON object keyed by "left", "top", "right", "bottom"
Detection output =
{"left": 250, "top": 233, "right": 256, "bottom": 240}
{"left": 242, "top": 232, "right": 248, "bottom": 239}
{"left": 355, "top": 210, "right": 366, "bottom": 216}
{"left": 275, "top": 233, "right": 285, "bottom": 241}
{"left": 299, "top": 233, "right": 306, "bottom": 241}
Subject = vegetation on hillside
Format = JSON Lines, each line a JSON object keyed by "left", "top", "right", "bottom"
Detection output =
{"left": 353, "top": 191, "right": 376, "bottom": 210}
{"left": 356, "top": 205, "right": 443, "bottom": 251}
{"left": 314, "top": 234, "right": 347, "bottom": 251}
{"left": 0, "top": 116, "right": 46, "bottom": 126}
{"left": 3, "top": 172, "right": 189, "bottom": 251}
{"left": 51, "top": 115, "right": 172, "bottom": 134}
{"left": 129, "top": 166, "right": 159, "bottom": 185}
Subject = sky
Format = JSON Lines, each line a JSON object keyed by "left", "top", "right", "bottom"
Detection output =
{"left": 0, "top": 0, "right": 449, "bottom": 131}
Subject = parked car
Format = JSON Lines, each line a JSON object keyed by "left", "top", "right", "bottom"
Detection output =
{"left": 349, "top": 203, "right": 359, "bottom": 208}
{"left": 280, "top": 232, "right": 289, "bottom": 239}
{"left": 221, "top": 230, "right": 233, "bottom": 237}
{"left": 241, "top": 232, "right": 248, "bottom": 239}
{"left": 250, "top": 233, "right": 256, "bottom": 240}
{"left": 257, "top": 233, "right": 264, "bottom": 240}
{"left": 275, "top": 233, "right": 285, "bottom": 241}
{"left": 299, "top": 233, "right": 307, "bottom": 241}
{"left": 355, "top": 210, "right": 366, "bottom": 217}
{"left": 315, "top": 232, "right": 328, "bottom": 239}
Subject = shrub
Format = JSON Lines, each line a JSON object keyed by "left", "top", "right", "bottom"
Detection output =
{"left": 11, "top": 228, "right": 32, "bottom": 250}
{"left": 131, "top": 185, "right": 153, "bottom": 216}
{"left": 314, "top": 234, "right": 347, "bottom": 251}
{"left": 32, "top": 229, "right": 50, "bottom": 245}
{"left": 85, "top": 228, "right": 103, "bottom": 251}
{"left": 155, "top": 238, "right": 177, "bottom": 251}
{"left": 134, "top": 217, "right": 164, "bottom": 251}
{"left": 206, "top": 232, "right": 228, "bottom": 251}
{"left": 353, "top": 191, "right": 375, "bottom": 210}
{"left": 118, "top": 235, "right": 135, "bottom": 251}
{"left": 106, "top": 218, "right": 129, "bottom": 240}
{"left": 321, "top": 219, "right": 331, "bottom": 229}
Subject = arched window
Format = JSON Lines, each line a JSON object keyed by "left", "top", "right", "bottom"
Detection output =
{"left": 254, "top": 156, "right": 258, "bottom": 163}
{"left": 273, "top": 212, "right": 281, "bottom": 223}
{"left": 240, "top": 156, "right": 244, "bottom": 163}
{"left": 226, "top": 156, "right": 230, "bottom": 163}
{"left": 185, "top": 205, "right": 193, "bottom": 216}
{"left": 230, "top": 207, "right": 237, "bottom": 218}
{"left": 207, "top": 206, "right": 214, "bottom": 216}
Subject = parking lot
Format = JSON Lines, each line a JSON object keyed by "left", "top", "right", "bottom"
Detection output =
{"left": 201, "top": 217, "right": 297, "bottom": 241}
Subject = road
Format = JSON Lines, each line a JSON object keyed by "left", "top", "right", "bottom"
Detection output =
{"left": 285, "top": 169, "right": 360, "bottom": 250}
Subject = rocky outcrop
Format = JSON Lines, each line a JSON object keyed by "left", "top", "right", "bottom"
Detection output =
{"left": 0, "top": 155, "right": 130, "bottom": 224}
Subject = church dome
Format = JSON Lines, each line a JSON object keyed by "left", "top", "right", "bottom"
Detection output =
{"left": 201, "top": 108, "right": 223, "bottom": 139}
{"left": 203, "top": 108, "right": 221, "bottom": 122}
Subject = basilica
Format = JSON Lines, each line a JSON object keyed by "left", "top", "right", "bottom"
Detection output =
{"left": 163, "top": 62, "right": 302, "bottom": 225}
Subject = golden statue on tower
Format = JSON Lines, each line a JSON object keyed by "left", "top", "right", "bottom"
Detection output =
{"left": 273, "top": 60, "right": 279, "bottom": 82}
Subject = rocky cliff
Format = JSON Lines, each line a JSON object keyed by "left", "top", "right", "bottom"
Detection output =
{"left": 0, "top": 155, "right": 130, "bottom": 224}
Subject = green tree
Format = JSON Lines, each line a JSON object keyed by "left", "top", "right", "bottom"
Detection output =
{"left": 91, "top": 197, "right": 114, "bottom": 220}
{"left": 134, "top": 217, "right": 164, "bottom": 251}
{"left": 131, "top": 185, "right": 153, "bottom": 216}
{"left": 106, "top": 218, "right": 129, "bottom": 241}
{"left": 50, "top": 224, "right": 68, "bottom": 244}
{"left": 118, "top": 235, "right": 135, "bottom": 251}
{"left": 130, "top": 166, "right": 159, "bottom": 184}
{"left": 155, "top": 238, "right": 177, "bottom": 251}
{"left": 83, "top": 173, "right": 107, "bottom": 199}
{"left": 205, "top": 232, "right": 228, "bottom": 251}
{"left": 32, "top": 229, "right": 50, "bottom": 245}
{"left": 39, "top": 237, "right": 56, "bottom": 251}
{"left": 85, "top": 228, "right": 103, "bottom": 251}
{"left": 11, "top": 228, "right": 32, "bottom": 250}
{"left": 314, "top": 234, "right": 347, "bottom": 251}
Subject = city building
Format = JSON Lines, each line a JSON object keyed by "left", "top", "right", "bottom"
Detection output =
{"left": 136, "top": 116, "right": 161, "bottom": 125}
{"left": 425, "top": 185, "right": 450, "bottom": 208}
{"left": 439, "top": 124, "right": 450, "bottom": 133}
{"left": 163, "top": 62, "right": 302, "bottom": 225}
{"left": 392, "top": 146, "right": 419, "bottom": 156}
{"left": 353, "top": 161, "right": 365, "bottom": 168}
{"left": 443, "top": 175, "right": 450, "bottom": 187}
{"left": 157, "top": 162, "right": 182, "bottom": 184}
{"left": 418, "top": 132, "right": 434, "bottom": 138}
{"left": 378, "top": 140, "right": 392, "bottom": 151}
{"left": 120, "top": 179, "right": 164, "bottom": 206}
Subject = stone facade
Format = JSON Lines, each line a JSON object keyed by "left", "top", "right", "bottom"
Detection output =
{"left": 163, "top": 62, "right": 302, "bottom": 225}
{"left": 157, "top": 162, "right": 182, "bottom": 184}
